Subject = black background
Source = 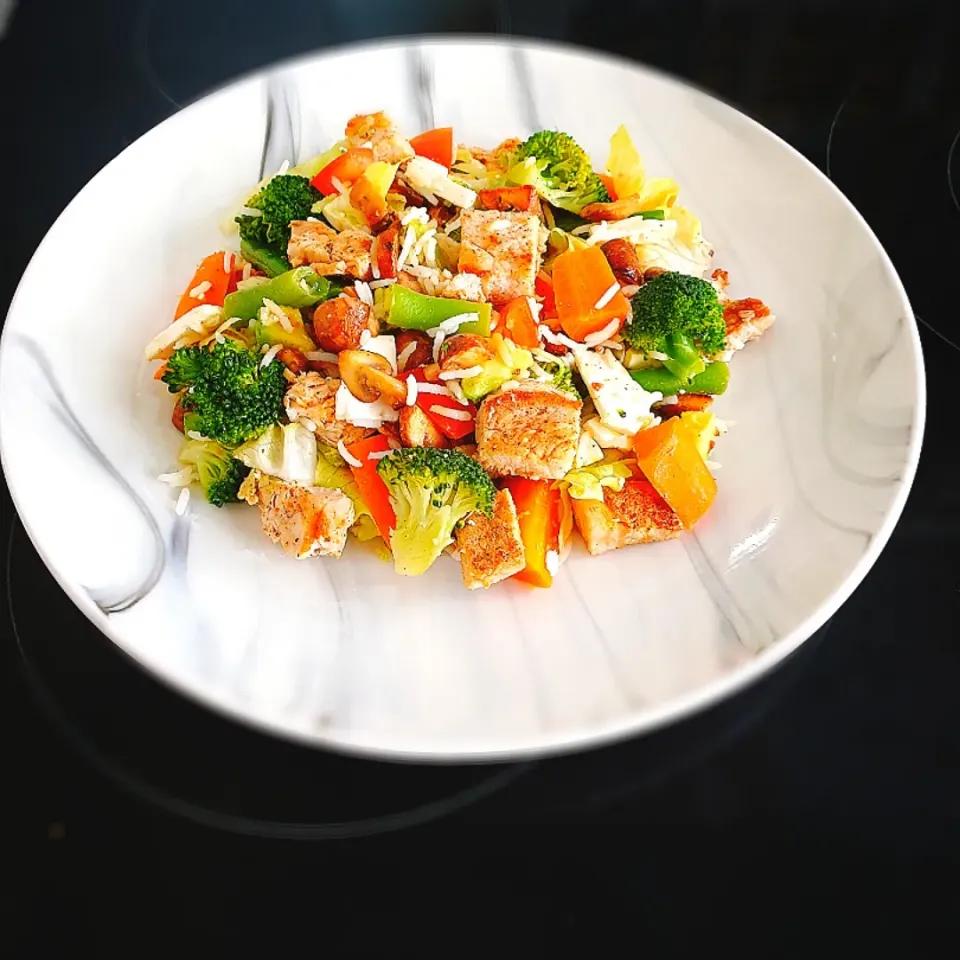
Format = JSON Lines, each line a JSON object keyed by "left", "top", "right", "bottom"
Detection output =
{"left": 3, "top": 0, "right": 960, "bottom": 955}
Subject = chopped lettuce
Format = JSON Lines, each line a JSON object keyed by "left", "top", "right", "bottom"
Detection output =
{"left": 234, "top": 423, "right": 317, "bottom": 484}
{"left": 556, "top": 459, "right": 634, "bottom": 501}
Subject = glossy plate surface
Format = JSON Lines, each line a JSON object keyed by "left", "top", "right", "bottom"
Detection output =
{"left": 0, "top": 39, "right": 924, "bottom": 759}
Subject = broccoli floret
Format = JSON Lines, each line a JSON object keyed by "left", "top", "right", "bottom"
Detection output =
{"left": 622, "top": 272, "right": 725, "bottom": 383}
{"left": 508, "top": 130, "right": 610, "bottom": 214}
{"left": 533, "top": 354, "right": 582, "bottom": 398}
{"left": 178, "top": 438, "right": 249, "bottom": 507}
{"left": 162, "top": 339, "right": 287, "bottom": 448}
{"left": 376, "top": 448, "right": 496, "bottom": 576}
{"left": 236, "top": 174, "right": 321, "bottom": 275}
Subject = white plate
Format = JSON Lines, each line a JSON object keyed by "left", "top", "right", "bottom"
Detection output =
{"left": 0, "top": 39, "right": 924, "bottom": 760}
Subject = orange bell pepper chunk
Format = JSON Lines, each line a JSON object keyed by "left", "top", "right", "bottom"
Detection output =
{"left": 500, "top": 477, "right": 562, "bottom": 588}
{"left": 551, "top": 246, "right": 630, "bottom": 342}
{"left": 632, "top": 418, "right": 717, "bottom": 529}
{"left": 409, "top": 127, "right": 455, "bottom": 168}
{"left": 174, "top": 251, "right": 234, "bottom": 320}
{"left": 311, "top": 147, "right": 374, "bottom": 196}
{"left": 345, "top": 435, "right": 397, "bottom": 543}
{"left": 500, "top": 296, "right": 541, "bottom": 349}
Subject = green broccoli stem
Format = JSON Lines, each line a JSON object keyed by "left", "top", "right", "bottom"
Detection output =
{"left": 240, "top": 238, "right": 290, "bottom": 278}
{"left": 386, "top": 285, "right": 492, "bottom": 336}
{"left": 661, "top": 332, "right": 706, "bottom": 383}
{"left": 223, "top": 267, "right": 338, "bottom": 320}
{"left": 630, "top": 361, "right": 730, "bottom": 396}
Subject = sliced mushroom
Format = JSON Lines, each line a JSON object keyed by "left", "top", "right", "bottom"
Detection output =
{"left": 339, "top": 349, "right": 407, "bottom": 406}
{"left": 312, "top": 296, "right": 378, "bottom": 353}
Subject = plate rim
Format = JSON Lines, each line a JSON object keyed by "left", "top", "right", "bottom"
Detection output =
{"left": 0, "top": 35, "right": 927, "bottom": 762}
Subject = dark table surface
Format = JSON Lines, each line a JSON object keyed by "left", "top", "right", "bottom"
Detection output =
{"left": 3, "top": 0, "right": 959, "bottom": 954}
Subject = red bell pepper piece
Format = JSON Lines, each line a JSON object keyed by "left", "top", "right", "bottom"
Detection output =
{"left": 500, "top": 478, "right": 562, "bottom": 588}
{"left": 408, "top": 367, "right": 478, "bottom": 441}
{"left": 344, "top": 434, "right": 397, "bottom": 542}
{"left": 310, "top": 147, "right": 374, "bottom": 196}
{"left": 409, "top": 127, "right": 455, "bottom": 168}
{"left": 535, "top": 272, "right": 559, "bottom": 327}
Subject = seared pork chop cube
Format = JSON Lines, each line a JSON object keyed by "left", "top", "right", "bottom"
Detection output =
{"left": 458, "top": 209, "right": 541, "bottom": 305}
{"left": 572, "top": 480, "right": 682, "bottom": 556}
{"left": 287, "top": 221, "right": 374, "bottom": 280}
{"left": 455, "top": 489, "right": 526, "bottom": 590}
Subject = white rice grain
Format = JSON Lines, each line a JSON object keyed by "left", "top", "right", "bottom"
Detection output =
{"left": 354, "top": 281, "right": 374, "bottom": 305}
{"left": 405, "top": 374, "right": 418, "bottom": 406}
{"left": 429, "top": 405, "right": 472, "bottom": 422}
{"left": 260, "top": 344, "right": 282, "bottom": 368}
{"left": 189, "top": 280, "right": 212, "bottom": 300}
{"left": 158, "top": 467, "right": 194, "bottom": 487}
{"left": 174, "top": 487, "right": 191, "bottom": 516}
{"left": 223, "top": 251, "right": 233, "bottom": 274}
{"left": 306, "top": 350, "right": 338, "bottom": 364}
{"left": 369, "top": 278, "right": 397, "bottom": 288}
{"left": 397, "top": 342, "right": 418, "bottom": 371}
{"left": 186, "top": 430, "right": 205, "bottom": 441}
{"left": 438, "top": 365, "right": 483, "bottom": 381}
{"left": 397, "top": 225, "right": 417, "bottom": 270}
{"left": 583, "top": 317, "right": 622, "bottom": 347}
{"left": 367, "top": 448, "right": 391, "bottom": 461}
{"left": 593, "top": 282, "right": 620, "bottom": 310}
{"left": 416, "top": 381, "right": 452, "bottom": 396}
{"left": 545, "top": 550, "right": 559, "bottom": 576}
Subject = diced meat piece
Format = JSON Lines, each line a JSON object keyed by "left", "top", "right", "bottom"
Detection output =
{"left": 276, "top": 347, "right": 308, "bottom": 375}
{"left": 239, "top": 472, "right": 354, "bottom": 559}
{"left": 651, "top": 394, "right": 714, "bottom": 419}
{"left": 439, "top": 334, "right": 495, "bottom": 373}
{"left": 284, "top": 372, "right": 376, "bottom": 448}
{"left": 573, "top": 480, "right": 682, "bottom": 556}
{"left": 464, "top": 139, "right": 519, "bottom": 178}
{"left": 171, "top": 395, "right": 186, "bottom": 433}
{"left": 311, "top": 295, "right": 378, "bottom": 352}
{"left": 345, "top": 112, "right": 414, "bottom": 164}
{"left": 475, "top": 382, "right": 581, "bottom": 480}
{"left": 399, "top": 404, "right": 447, "bottom": 448}
{"left": 287, "top": 221, "right": 374, "bottom": 280}
{"left": 395, "top": 271, "right": 424, "bottom": 293}
{"left": 455, "top": 488, "right": 526, "bottom": 590}
{"left": 458, "top": 209, "right": 541, "bottom": 305}
{"left": 723, "top": 297, "right": 774, "bottom": 352}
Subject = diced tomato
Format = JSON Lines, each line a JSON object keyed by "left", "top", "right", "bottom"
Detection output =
{"left": 310, "top": 147, "right": 374, "bottom": 196}
{"left": 409, "top": 127, "right": 455, "bottom": 168}
{"left": 408, "top": 367, "right": 477, "bottom": 440}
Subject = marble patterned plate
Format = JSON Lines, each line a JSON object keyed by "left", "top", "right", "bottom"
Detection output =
{"left": 0, "top": 39, "right": 924, "bottom": 760}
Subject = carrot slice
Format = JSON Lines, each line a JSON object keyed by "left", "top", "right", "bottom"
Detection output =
{"left": 632, "top": 419, "right": 717, "bottom": 529}
{"left": 174, "top": 251, "right": 234, "bottom": 320}
{"left": 551, "top": 246, "right": 630, "bottom": 342}
{"left": 597, "top": 173, "right": 618, "bottom": 202}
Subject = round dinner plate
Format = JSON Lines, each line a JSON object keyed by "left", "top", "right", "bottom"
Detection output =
{"left": 0, "top": 38, "right": 924, "bottom": 760}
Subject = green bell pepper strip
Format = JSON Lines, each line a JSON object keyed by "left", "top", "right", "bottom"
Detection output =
{"left": 630, "top": 361, "right": 729, "bottom": 396}
{"left": 223, "top": 267, "right": 338, "bottom": 321}
{"left": 240, "top": 238, "right": 290, "bottom": 278}
{"left": 386, "top": 285, "right": 492, "bottom": 337}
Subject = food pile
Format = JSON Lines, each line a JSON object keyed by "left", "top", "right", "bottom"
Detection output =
{"left": 147, "top": 113, "right": 773, "bottom": 589}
